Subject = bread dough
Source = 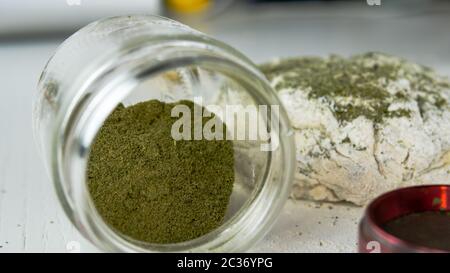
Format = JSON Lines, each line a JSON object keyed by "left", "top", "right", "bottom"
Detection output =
{"left": 260, "top": 53, "right": 450, "bottom": 205}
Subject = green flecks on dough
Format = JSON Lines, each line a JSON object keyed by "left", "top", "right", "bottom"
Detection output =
{"left": 260, "top": 52, "right": 450, "bottom": 124}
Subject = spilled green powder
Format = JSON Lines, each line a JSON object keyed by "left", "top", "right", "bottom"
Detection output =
{"left": 87, "top": 100, "right": 235, "bottom": 244}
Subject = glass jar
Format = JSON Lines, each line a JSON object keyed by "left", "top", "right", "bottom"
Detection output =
{"left": 32, "top": 15, "right": 295, "bottom": 252}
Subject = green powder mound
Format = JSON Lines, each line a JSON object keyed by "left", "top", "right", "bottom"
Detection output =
{"left": 260, "top": 52, "right": 450, "bottom": 123}
{"left": 87, "top": 100, "right": 235, "bottom": 244}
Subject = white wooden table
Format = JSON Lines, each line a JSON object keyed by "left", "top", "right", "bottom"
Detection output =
{"left": 1, "top": 1, "right": 449, "bottom": 252}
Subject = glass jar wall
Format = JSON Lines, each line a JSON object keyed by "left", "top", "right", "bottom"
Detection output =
{"left": 32, "top": 15, "right": 295, "bottom": 252}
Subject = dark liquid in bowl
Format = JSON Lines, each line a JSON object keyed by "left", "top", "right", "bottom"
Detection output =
{"left": 384, "top": 211, "right": 450, "bottom": 251}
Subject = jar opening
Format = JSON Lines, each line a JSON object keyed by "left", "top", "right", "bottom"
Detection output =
{"left": 55, "top": 43, "right": 294, "bottom": 252}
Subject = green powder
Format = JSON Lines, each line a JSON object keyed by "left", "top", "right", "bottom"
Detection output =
{"left": 260, "top": 52, "right": 450, "bottom": 124}
{"left": 87, "top": 99, "right": 235, "bottom": 244}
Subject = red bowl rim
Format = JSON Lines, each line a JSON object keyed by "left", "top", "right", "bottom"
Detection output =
{"left": 364, "top": 184, "right": 450, "bottom": 253}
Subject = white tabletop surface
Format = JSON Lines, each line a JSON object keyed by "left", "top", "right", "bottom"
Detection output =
{"left": 1, "top": 1, "right": 449, "bottom": 252}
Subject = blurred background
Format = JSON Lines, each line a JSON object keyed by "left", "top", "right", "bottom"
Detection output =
{"left": 1, "top": 0, "right": 450, "bottom": 252}
{"left": 2, "top": 0, "right": 450, "bottom": 63}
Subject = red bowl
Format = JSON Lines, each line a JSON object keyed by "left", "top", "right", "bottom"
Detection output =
{"left": 358, "top": 185, "right": 450, "bottom": 253}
